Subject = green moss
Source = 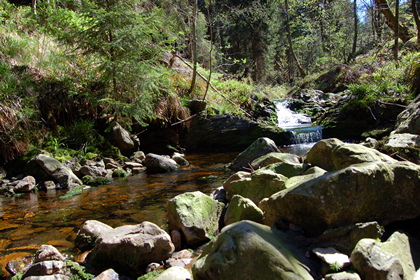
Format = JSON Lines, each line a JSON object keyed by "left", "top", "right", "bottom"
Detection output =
{"left": 112, "top": 168, "right": 129, "bottom": 178}
{"left": 137, "top": 270, "right": 164, "bottom": 280}
{"left": 59, "top": 185, "right": 85, "bottom": 200}
{"left": 82, "top": 175, "right": 111, "bottom": 186}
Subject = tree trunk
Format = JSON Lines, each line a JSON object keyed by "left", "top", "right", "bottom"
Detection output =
{"left": 188, "top": 0, "right": 198, "bottom": 94}
{"left": 394, "top": 0, "right": 399, "bottom": 60}
{"left": 349, "top": 0, "right": 358, "bottom": 61}
{"left": 374, "top": 0, "right": 411, "bottom": 43}
{"left": 412, "top": 0, "right": 420, "bottom": 43}
{"left": 32, "top": 0, "right": 37, "bottom": 14}
{"left": 284, "top": 0, "right": 306, "bottom": 78}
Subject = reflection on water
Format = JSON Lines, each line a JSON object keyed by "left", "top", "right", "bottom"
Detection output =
{"left": 0, "top": 152, "right": 237, "bottom": 269}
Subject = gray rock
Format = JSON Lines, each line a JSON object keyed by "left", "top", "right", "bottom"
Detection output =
{"left": 167, "top": 191, "right": 224, "bottom": 247}
{"left": 325, "top": 271, "right": 361, "bottom": 280}
{"left": 228, "top": 137, "right": 280, "bottom": 171}
{"left": 260, "top": 161, "right": 420, "bottom": 236}
{"left": 312, "top": 247, "right": 350, "bottom": 270}
{"left": 192, "top": 220, "right": 315, "bottom": 280}
{"left": 24, "top": 275, "right": 70, "bottom": 280}
{"left": 110, "top": 122, "right": 135, "bottom": 153}
{"left": 222, "top": 171, "right": 251, "bottom": 192}
{"left": 306, "top": 138, "right": 396, "bottom": 171}
{"left": 386, "top": 133, "right": 420, "bottom": 148}
{"left": 144, "top": 153, "right": 179, "bottom": 173}
{"left": 34, "top": 155, "right": 82, "bottom": 187}
{"left": 314, "top": 222, "right": 384, "bottom": 255}
{"left": 79, "top": 165, "right": 108, "bottom": 177}
{"left": 35, "top": 245, "right": 65, "bottom": 262}
{"left": 92, "top": 269, "right": 120, "bottom": 280}
{"left": 250, "top": 152, "right": 300, "bottom": 169}
{"left": 393, "top": 94, "right": 420, "bottom": 135}
{"left": 22, "top": 261, "right": 70, "bottom": 278}
{"left": 75, "top": 220, "right": 113, "bottom": 251}
{"left": 226, "top": 169, "right": 287, "bottom": 205}
{"left": 155, "top": 267, "right": 192, "bottom": 280}
{"left": 12, "top": 176, "right": 36, "bottom": 193}
{"left": 224, "top": 195, "right": 264, "bottom": 226}
{"left": 89, "top": 222, "right": 174, "bottom": 275}
{"left": 350, "top": 231, "right": 416, "bottom": 280}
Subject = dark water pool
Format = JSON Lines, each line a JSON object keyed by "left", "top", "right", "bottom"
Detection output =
{"left": 0, "top": 152, "right": 237, "bottom": 274}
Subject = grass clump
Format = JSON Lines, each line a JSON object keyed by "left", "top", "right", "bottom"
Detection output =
{"left": 82, "top": 175, "right": 111, "bottom": 186}
{"left": 59, "top": 185, "right": 85, "bottom": 200}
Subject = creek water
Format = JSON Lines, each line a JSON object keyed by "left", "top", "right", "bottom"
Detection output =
{"left": 0, "top": 152, "right": 237, "bottom": 272}
{"left": 275, "top": 100, "right": 323, "bottom": 155}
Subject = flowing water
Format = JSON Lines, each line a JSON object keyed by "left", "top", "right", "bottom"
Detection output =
{"left": 275, "top": 100, "right": 323, "bottom": 155}
{"left": 0, "top": 152, "right": 237, "bottom": 274}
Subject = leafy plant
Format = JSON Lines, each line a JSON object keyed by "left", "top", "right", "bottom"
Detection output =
{"left": 329, "top": 261, "right": 342, "bottom": 272}
{"left": 137, "top": 270, "right": 164, "bottom": 280}
{"left": 59, "top": 185, "right": 85, "bottom": 200}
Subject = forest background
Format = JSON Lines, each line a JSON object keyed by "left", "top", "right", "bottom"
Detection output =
{"left": 1, "top": 0, "right": 420, "bottom": 168}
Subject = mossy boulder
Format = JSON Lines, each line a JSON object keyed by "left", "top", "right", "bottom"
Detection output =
{"left": 224, "top": 195, "right": 264, "bottom": 226}
{"left": 260, "top": 162, "right": 310, "bottom": 178}
{"left": 260, "top": 161, "right": 420, "bottom": 236}
{"left": 250, "top": 152, "right": 300, "bottom": 169}
{"left": 393, "top": 94, "right": 420, "bottom": 135}
{"left": 284, "top": 166, "right": 327, "bottom": 189}
{"left": 167, "top": 191, "right": 224, "bottom": 247}
{"left": 350, "top": 231, "right": 416, "bottom": 280}
{"left": 192, "top": 220, "right": 315, "bottom": 280}
{"left": 226, "top": 169, "right": 288, "bottom": 205}
{"left": 306, "top": 138, "right": 396, "bottom": 171}
{"left": 228, "top": 137, "right": 280, "bottom": 171}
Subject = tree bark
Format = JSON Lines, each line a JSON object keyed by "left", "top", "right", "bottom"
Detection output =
{"left": 349, "top": 0, "right": 358, "bottom": 61}
{"left": 32, "top": 0, "right": 37, "bottom": 14}
{"left": 394, "top": 0, "right": 399, "bottom": 60}
{"left": 412, "top": 0, "right": 420, "bottom": 43}
{"left": 188, "top": 0, "right": 198, "bottom": 95}
{"left": 374, "top": 0, "right": 411, "bottom": 43}
{"left": 284, "top": 0, "right": 306, "bottom": 78}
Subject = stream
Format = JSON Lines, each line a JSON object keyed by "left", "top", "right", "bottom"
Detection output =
{"left": 0, "top": 152, "right": 237, "bottom": 270}
{"left": 0, "top": 101, "right": 322, "bottom": 274}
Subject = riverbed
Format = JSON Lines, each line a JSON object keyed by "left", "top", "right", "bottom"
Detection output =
{"left": 0, "top": 152, "right": 237, "bottom": 273}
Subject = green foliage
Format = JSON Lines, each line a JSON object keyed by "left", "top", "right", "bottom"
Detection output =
{"left": 112, "top": 168, "right": 129, "bottom": 178}
{"left": 82, "top": 175, "right": 112, "bottom": 186}
{"left": 137, "top": 270, "right": 164, "bottom": 280}
{"left": 65, "top": 260, "right": 95, "bottom": 280}
{"left": 329, "top": 261, "right": 342, "bottom": 272}
{"left": 59, "top": 185, "right": 85, "bottom": 200}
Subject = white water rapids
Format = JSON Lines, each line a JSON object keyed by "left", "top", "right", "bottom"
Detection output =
{"left": 275, "top": 100, "right": 323, "bottom": 154}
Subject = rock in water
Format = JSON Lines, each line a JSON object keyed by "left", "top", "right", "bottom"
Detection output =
{"left": 228, "top": 137, "right": 280, "bottom": 171}
{"left": 144, "top": 153, "right": 179, "bottom": 173}
{"left": 192, "top": 220, "right": 315, "bottom": 280}
{"left": 89, "top": 222, "right": 174, "bottom": 275}
{"left": 34, "top": 154, "right": 82, "bottom": 187}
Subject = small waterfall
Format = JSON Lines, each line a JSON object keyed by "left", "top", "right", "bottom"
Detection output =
{"left": 275, "top": 100, "right": 323, "bottom": 148}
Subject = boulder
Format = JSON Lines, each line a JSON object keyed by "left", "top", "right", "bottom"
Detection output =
{"left": 393, "top": 94, "right": 420, "bottom": 135}
{"left": 79, "top": 165, "right": 108, "bottom": 177}
{"left": 350, "top": 231, "right": 416, "bottom": 280}
{"left": 182, "top": 114, "right": 293, "bottom": 152}
{"left": 74, "top": 220, "right": 113, "bottom": 251}
{"left": 250, "top": 152, "right": 300, "bottom": 169}
{"left": 34, "top": 155, "right": 82, "bottom": 188}
{"left": 92, "top": 268, "right": 120, "bottom": 280}
{"left": 284, "top": 166, "right": 327, "bottom": 189}
{"left": 167, "top": 191, "right": 224, "bottom": 248}
{"left": 224, "top": 195, "right": 264, "bottom": 226}
{"left": 192, "top": 220, "right": 315, "bottom": 280}
{"left": 260, "top": 161, "right": 420, "bottom": 236}
{"left": 260, "top": 161, "right": 310, "bottom": 178}
{"left": 226, "top": 169, "right": 287, "bottom": 205}
{"left": 144, "top": 153, "right": 179, "bottom": 173}
{"left": 325, "top": 271, "right": 361, "bottom": 280}
{"left": 306, "top": 138, "right": 396, "bottom": 171}
{"left": 12, "top": 176, "right": 36, "bottom": 193}
{"left": 312, "top": 247, "right": 350, "bottom": 271}
{"left": 110, "top": 122, "right": 135, "bottom": 153}
{"left": 222, "top": 171, "right": 251, "bottom": 191}
{"left": 227, "top": 137, "right": 280, "bottom": 171}
{"left": 386, "top": 133, "right": 420, "bottom": 148}
{"left": 22, "top": 260, "right": 73, "bottom": 279}
{"left": 154, "top": 267, "right": 192, "bottom": 280}
{"left": 313, "top": 222, "right": 384, "bottom": 255}
{"left": 89, "top": 222, "right": 174, "bottom": 275}
{"left": 34, "top": 245, "right": 65, "bottom": 262}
